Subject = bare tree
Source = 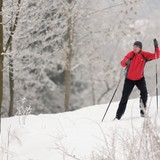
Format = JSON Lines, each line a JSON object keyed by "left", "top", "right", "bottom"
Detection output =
{"left": 4, "top": 0, "right": 22, "bottom": 116}
{"left": 8, "top": 36, "right": 14, "bottom": 117}
{"left": 8, "top": 0, "right": 21, "bottom": 117}
{"left": 64, "top": 0, "right": 73, "bottom": 111}
{"left": 0, "top": 0, "right": 3, "bottom": 131}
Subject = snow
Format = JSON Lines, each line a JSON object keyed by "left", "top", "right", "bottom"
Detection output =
{"left": 1, "top": 96, "right": 160, "bottom": 160}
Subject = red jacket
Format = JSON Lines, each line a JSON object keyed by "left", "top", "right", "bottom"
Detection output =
{"left": 121, "top": 48, "right": 160, "bottom": 80}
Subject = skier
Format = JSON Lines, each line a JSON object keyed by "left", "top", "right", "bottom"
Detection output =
{"left": 115, "top": 39, "right": 160, "bottom": 120}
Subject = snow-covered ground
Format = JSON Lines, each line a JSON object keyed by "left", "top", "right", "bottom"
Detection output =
{"left": 1, "top": 96, "right": 160, "bottom": 160}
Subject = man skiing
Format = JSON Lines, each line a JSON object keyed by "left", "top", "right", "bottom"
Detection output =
{"left": 115, "top": 39, "right": 160, "bottom": 120}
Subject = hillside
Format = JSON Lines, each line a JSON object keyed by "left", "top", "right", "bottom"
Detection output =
{"left": 1, "top": 96, "right": 160, "bottom": 160}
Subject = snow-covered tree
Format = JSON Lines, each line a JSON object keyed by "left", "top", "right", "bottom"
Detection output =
{"left": 0, "top": 0, "right": 4, "bottom": 129}
{"left": 2, "top": 0, "right": 145, "bottom": 115}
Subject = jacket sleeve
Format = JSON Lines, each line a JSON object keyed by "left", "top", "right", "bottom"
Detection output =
{"left": 143, "top": 48, "right": 160, "bottom": 61}
{"left": 120, "top": 51, "right": 134, "bottom": 67}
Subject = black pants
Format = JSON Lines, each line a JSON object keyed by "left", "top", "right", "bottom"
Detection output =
{"left": 116, "top": 77, "right": 148, "bottom": 119}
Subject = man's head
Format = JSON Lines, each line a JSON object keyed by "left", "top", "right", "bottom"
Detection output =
{"left": 133, "top": 41, "right": 142, "bottom": 53}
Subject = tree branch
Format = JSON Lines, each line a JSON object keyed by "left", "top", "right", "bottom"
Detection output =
{"left": 4, "top": 0, "right": 22, "bottom": 53}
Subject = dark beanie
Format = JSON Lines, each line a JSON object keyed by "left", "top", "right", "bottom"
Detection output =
{"left": 133, "top": 41, "right": 142, "bottom": 49}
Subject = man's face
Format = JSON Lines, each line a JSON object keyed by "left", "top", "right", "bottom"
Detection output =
{"left": 133, "top": 45, "right": 141, "bottom": 53}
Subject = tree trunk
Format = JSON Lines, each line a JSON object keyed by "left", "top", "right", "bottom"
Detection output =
{"left": 89, "top": 63, "right": 96, "bottom": 105}
{"left": 0, "top": 0, "right": 3, "bottom": 132}
{"left": 4, "top": 0, "right": 21, "bottom": 53}
{"left": 6, "top": 0, "right": 21, "bottom": 116}
{"left": 64, "top": 0, "right": 73, "bottom": 112}
{"left": 8, "top": 44, "right": 14, "bottom": 117}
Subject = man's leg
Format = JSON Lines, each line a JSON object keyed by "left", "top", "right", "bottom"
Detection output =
{"left": 139, "top": 98, "right": 145, "bottom": 116}
{"left": 136, "top": 77, "right": 148, "bottom": 117}
{"left": 115, "top": 79, "right": 135, "bottom": 119}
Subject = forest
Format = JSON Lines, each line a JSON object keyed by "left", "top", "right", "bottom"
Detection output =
{"left": 0, "top": 0, "right": 160, "bottom": 118}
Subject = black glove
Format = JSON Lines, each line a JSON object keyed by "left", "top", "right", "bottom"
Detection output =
{"left": 125, "top": 59, "right": 131, "bottom": 66}
{"left": 153, "top": 39, "right": 158, "bottom": 48}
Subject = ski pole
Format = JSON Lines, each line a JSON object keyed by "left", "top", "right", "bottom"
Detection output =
{"left": 155, "top": 62, "right": 158, "bottom": 112}
{"left": 101, "top": 69, "right": 125, "bottom": 122}
{"left": 154, "top": 38, "right": 159, "bottom": 112}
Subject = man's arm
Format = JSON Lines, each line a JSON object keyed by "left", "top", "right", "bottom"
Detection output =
{"left": 143, "top": 39, "right": 160, "bottom": 61}
{"left": 120, "top": 51, "right": 134, "bottom": 67}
